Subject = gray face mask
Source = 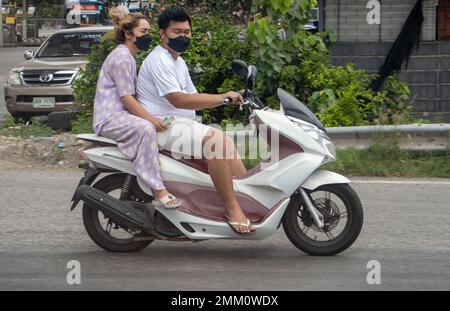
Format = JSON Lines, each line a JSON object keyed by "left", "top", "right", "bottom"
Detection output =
{"left": 167, "top": 35, "right": 191, "bottom": 53}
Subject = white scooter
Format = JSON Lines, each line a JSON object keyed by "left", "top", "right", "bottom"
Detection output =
{"left": 70, "top": 60, "right": 363, "bottom": 256}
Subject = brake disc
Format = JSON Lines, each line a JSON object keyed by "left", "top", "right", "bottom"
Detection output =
{"left": 300, "top": 198, "right": 341, "bottom": 233}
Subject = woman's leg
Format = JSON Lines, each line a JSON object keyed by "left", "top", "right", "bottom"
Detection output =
{"left": 131, "top": 121, "right": 180, "bottom": 206}
{"left": 99, "top": 112, "right": 179, "bottom": 206}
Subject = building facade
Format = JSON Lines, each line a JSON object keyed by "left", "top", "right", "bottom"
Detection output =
{"left": 322, "top": 0, "right": 450, "bottom": 121}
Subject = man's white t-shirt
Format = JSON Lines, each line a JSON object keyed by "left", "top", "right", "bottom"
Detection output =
{"left": 136, "top": 45, "right": 197, "bottom": 119}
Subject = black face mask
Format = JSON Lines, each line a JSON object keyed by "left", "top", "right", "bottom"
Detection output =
{"left": 134, "top": 34, "right": 153, "bottom": 51}
{"left": 167, "top": 35, "right": 191, "bottom": 53}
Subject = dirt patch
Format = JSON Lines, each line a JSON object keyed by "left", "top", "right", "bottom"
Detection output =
{"left": 0, "top": 160, "right": 29, "bottom": 170}
{"left": 0, "top": 133, "right": 91, "bottom": 170}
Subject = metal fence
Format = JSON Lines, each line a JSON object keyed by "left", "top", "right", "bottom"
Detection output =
{"left": 24, "top": 18, "right": 66, "bottom": 40}
{"left": 229, "top": 124, "right": 450, "bottom": 151}
{"left": 1, "top": 18, "right": 68, "bottom": 46}
{"left": 326, "top": 124, "right": 450, "bottom": 151}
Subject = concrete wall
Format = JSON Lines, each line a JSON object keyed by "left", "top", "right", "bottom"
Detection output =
{"left": 324, "top": 0, "right": 437, "bottom": 42}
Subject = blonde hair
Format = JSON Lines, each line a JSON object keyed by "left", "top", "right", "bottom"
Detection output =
{"left": 109, "top": 5, "right": 148, "bottom": 44}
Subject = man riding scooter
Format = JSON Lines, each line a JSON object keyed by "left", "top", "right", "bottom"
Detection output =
{"left": 136, "top": 6, "right": 255, "bottom": 235}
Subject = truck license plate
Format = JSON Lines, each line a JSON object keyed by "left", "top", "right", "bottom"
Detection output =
{"left": 32, "top": 97, "right": 56, "bottom": 108}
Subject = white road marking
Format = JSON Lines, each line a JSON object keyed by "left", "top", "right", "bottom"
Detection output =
{"left": 351, "top": 179, "right": 450, "bottom": 185}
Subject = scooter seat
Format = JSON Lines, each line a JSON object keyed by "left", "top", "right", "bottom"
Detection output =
{"left": 76, "top": 133, "right": 118, "bottom": 146}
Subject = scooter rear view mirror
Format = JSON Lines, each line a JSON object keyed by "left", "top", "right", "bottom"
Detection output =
{"left": 231, "top": 60, "right": 249, "bottom": 78}
{"left": 247, "top": 65, "right": 257, "bottom": 89}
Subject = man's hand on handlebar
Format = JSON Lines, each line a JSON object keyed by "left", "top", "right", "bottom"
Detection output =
{"left": 223, "top": 91, "right": 244, "bottom": 105}
{"left": 237, "top": 89, "right": 246, "bottom": 97}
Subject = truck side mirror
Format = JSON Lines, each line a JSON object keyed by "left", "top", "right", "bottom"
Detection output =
{"left": 24, "top": 50, "right": 34, "bottom": 60}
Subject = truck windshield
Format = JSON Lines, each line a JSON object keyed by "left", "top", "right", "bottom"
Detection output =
{"left": 36, "top": 32, "right": 104, "bottom": 58}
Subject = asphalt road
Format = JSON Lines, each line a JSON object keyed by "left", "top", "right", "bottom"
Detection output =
{"left": 0, "top": 168, "right": 449, "bottom": 291}
{"left": 0, "top": 47, "right": 37, "bottom": 122}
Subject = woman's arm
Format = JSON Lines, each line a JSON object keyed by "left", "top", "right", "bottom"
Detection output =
{"left": 121, "top": 95, "right": 167, "bottom": 131}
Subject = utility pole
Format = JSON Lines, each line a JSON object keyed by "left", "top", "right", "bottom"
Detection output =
{"left": 0, "top": 1, "right": 3, "bottom": 47}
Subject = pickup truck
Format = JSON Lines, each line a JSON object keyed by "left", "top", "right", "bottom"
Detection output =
{"left": 4, "top": 26, "right": 113, "bottom": 121}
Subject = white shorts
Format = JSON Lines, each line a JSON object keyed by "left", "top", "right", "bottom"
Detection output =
{"left": 156, "top": 117, "right": 216, "bottom": 159}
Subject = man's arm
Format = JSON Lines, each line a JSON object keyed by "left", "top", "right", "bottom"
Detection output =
{"left": 147, "top": 53, "right": 243, "bottom": 109}
{"left": 165, "top": 91, "right": 243, "bottom": 110}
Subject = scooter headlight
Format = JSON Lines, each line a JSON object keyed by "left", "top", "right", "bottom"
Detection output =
{"left": 325, "top": 140, "right": 336, "bottom": 159}
{"left": 300, "top": 124, "right": 321, "bottom": 141}
{"left": 288, "top": 116, "right": 330, "bottom": 145}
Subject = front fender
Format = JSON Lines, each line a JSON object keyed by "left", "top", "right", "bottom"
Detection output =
{"left": 301, "top": 170, "right": 350, "bottom": 191}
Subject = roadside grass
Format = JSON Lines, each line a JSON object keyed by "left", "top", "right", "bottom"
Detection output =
{"left": 70, "top": 112, "right": 94, "bottom": 134}
{"left": 0, "top": 115, "right": 56, "bottom": 138}
{"left": 323, "top": 142, "right": 450, "bottom": 178}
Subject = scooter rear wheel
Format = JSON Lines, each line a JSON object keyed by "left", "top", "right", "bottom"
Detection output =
{"left": 282, "top": 184, "right": 363, "bottom": 256}
{"left": 82, "top": 173, "right": 154, "bottom": 252}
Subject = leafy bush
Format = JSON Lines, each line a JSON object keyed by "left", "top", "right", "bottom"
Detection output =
{"left": 372, "top": 76, "right": 413, "bottom": 125}
{"left": 295, "top": 56, "right": 413, "bottom": 126}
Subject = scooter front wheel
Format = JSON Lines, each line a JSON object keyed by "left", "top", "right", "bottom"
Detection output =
{"left": 282, "top": 184, "right": 363, "bottom": 256}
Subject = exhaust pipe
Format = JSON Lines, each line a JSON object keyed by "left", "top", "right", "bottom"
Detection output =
{"left": 76, "top": 185, "right": 154, "bottom": 232}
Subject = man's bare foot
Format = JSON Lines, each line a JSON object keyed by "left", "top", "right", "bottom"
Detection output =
{"left": 225, "top": 210, "right": 255, "bottom": 234}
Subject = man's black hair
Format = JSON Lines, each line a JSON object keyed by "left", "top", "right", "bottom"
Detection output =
{"left": 158, "top": 6, "right": 192, "bottom": 30}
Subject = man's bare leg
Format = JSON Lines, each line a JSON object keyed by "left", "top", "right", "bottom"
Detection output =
{"left": 230, "top": 148, "right": 247, "bottom": 177}
{"left": 226, "top": 136, "right": 247, "bottom": 177}
{"left": 203, "top": 129, "right": 254, "bottom": 233}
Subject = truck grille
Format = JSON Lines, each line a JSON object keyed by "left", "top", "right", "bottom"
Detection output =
{"left": 20, "top": 70, "right": 78, "bottom": 86}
